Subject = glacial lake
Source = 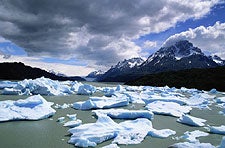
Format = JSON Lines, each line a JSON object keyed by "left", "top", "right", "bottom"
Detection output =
{"left": 0, "top": 82, "right": 224, "bottom": 148}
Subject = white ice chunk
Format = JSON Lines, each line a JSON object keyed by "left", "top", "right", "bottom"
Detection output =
{"left": 143, "top": 94, "right": 187, "bottom": 105}
{"left": 2, "top": 88, "right": 21, "bottom": 95}
{"left": 70, "top": 81, "right": 83, "bottom": 92}
{"left": 102, "top": 144, "right": 120, "bottom": 148}
{"left": 219, "top": 136, "right": 225, "bottom": 148}
{"left": 112, "top": 118, "right": 152, "bottom": 145}
{"left": 206, "top": 125, "right": 225, "bottom": 135}
{"left": 148, "top": 129, "right": 176, "bottom": 138}
{"left": 63, "top": 119, "right": 82, "bottom": 128}
{"left": 68, "top": 113, "right": 175, "bottom": 147}
{"left": 178, "top": 130, "right": 209, "bottom": 143}
{"left": 123, "top": 91, "right": 147, "bottom": 104}
{"left": 93, "top": 109, "right": 154, "bottom": 120}
{"left": 1, "top": 77, "right": 74, "bottom": 96}
{"left": 185, "top": 93, "right": 210, "bottom": 109}
{"left": 77, "top": 84, "right": 96, "bottom": 95}
{"left": 73, "top": 94, "right": 129, "bottom": 110}
{"left": 169, "top": 142, "right": 215, "bottom": 148}
{"left": 67, "top": 114, "right": 77, "bottom": 120}
{"left": 216, "top": 97, "right": 225, "bottom": 103}
{"left": 177, "top": 114, "right": 206, "bottom": 127}
{"left": 57, "top": 117, "right": 65, "bottom": 123}
{"left": 0, "top": 95, "right": 56, "bottom": 122}
{"left": 146, "top": 101, "right": 192, "bottom": 117}
{"left": 0, "top": 81, "right": 17, "bottom": 89}
{"left": 68, "top": 115, "right": 120, "bottom": 147}
{"left": 54, "top": 103, "right": 71, "bottom": 109}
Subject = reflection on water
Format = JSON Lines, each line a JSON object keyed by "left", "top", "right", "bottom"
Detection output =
{"left": 0, "top": 82, "right": 224, "bottom": 148}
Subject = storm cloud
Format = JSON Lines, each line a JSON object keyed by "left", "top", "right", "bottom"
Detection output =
{"left": 0, "top": 0, "right": 219, "bottom": 68}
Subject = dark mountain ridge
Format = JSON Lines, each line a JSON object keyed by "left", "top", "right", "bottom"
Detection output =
{"left": 0, "top": 62, "right": 85, "bottom": 81}
{"left": 125, "top": 66, "right": 225, "bottom": 92}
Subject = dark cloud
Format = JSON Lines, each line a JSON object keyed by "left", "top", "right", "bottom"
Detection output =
{"left": 0, "top": 0, "right": 219, "bottom": 68}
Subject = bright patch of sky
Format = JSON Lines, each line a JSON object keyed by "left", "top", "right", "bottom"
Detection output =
{"left": 138, "top": 2, "right": 225, "bottom": 55}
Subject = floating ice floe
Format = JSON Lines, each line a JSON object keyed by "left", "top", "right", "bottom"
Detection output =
{"left": 0, "top": 95, "right": 55, "bottom": 122}
{"left": 148, "top": 129, "right": 176, "bottom": 138}
{"left": 185, "top": 93, "right": 211, "bottom": 109}
{"left": 92, "top": 109, "right": 154, "bottom": 120}
{"left": 54, "top": 103, "right": 72, "bottom": 109}
{"left": 169, "top": 142, "right": 215, "bottom": 148}
{"left": 73, "top": 94, "right": 129, "bottom": 110}
{"left": 177, "top": 130, "right": 209, "bottom": 143}
{"left": 0, "top": 81, "right": 17, "bottom": 89}
{"left": 145, "top": 101, "right": 192, "bottom": 117}
{"left": 67, "top": 114, "right": 77, "bottom": 120}
{"left": 206, "top": 125, "right": 225, "bottom": 135}
{"left": 219, "top": 136, "right": 225, "bottom": 148}
{"left": 77, "top": 84, "right": 96, "bottom": 95}
{"left": 63, "top": 120, "right": 82, "bottom": 128}
{"left": 57, "top": 117, "right": 65, "bottom": 123}
{"left": 1, "top": 77, "right": 74, "bottom": 96}
{"left": 177, "top": 114, "right": 206, "bottom": 127}
{"left": 123, "top": 91, "right": 148, "bottom": 104}
{"left": 216, "top": 97, "right": 225, "bottom": 103}
{"left": 68, "top": 114, "right": 175, "bottom": 147}
{"left": 142, "top": 94, "right": 187, "bottom": 105}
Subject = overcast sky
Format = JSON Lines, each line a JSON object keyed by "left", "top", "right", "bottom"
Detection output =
{"left": 0, "top": 0, "right": 225, "bottom": 76}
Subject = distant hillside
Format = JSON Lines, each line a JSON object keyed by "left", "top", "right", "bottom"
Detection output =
{"left": 125, "top": 66, "right": 225, "bottom": 92}
{"left": 0, "top": 62, "right": 85, "bottom": 81}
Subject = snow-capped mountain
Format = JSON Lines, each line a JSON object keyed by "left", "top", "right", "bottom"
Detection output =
{"left": 140, "top": 40, "right": 220, "bottom": 72}
{"left": 98, "top": 40, "right": 225, "bottom": 82}
{"left": 112, "top": 57, "right": 144, "bottom": 70}
{"left": 86, "top": 70, "right": 105, "bottom": 78}
{"left": 208, "top": 55, "right": 225, "bottom": 66}
{"left": 49, "top": 70, "right": 67, "bottom": 77}
{"left": 97, "top": 57, "right": 144, "bottom": 82}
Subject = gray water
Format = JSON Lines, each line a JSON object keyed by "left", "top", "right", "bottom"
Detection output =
{"left": 0, "top": 82, "right": 224, "bottom": 148}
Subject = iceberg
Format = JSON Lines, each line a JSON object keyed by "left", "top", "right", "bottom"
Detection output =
{"left": 216, "top": 97, "right": 225, "bottom": 103}
{"left": 54, "top": 103, "right": 72, "bottom": 109}
{"left": 0, "top": 95, "right": 56, "bottom": 122}
{"left": 185, "top": 93, "right": 210, "bottom": 109}
{"left": 93, "top": 109, "right": 154, "bottom": 120}
{"left": 169, "top": 142, "right": 215, "bottom": 148}
{"left": 2, "top": 88, "right": 21, "bottom": 95}
{"left": 68, "top": 114, "right": 175, "bottom": 147}
{"left": 57, "top": 117, "right": 65, "bottom": 123}
{"left": 0, "top": 81, "right": 17, "bottom": 89}
{"left": 142, "top": 94, "right": 187, "bottom": 105}
{"left": 148, "top": 129, "right": 176, "bottom": 138}
{"left": 177, "top": 114, "right": 206, "bottom": 127}
{"left": 70, "top": 81, "right": 83, "bottom": 92}
{"left": 219, "top": 136, "right": 225, "bottom": 148}
{"left": 1, "top": 77, "right": 74, "bottom": 96}
{"left": 73, "top": 94, "right": 129, "bottom": 110}
{"left": 112, "top": 118, "right": 152, "bottom": 145}
{"left": 206, "top": 125, "right": 225, "bottom": 135}
{"left": 77, "top": 84, "right": 96, "bottom": 95}
{"left": 68, "top": 115, "right": 121, "bottom": 147}
{"left": 145, "top": 101, "right": 192, "bottom": 117}
{"left": 63, "top": 119, "right": 82, "bottom": 128}
{"left": 177, "top": 130, "right": 209, "bottom": 143}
